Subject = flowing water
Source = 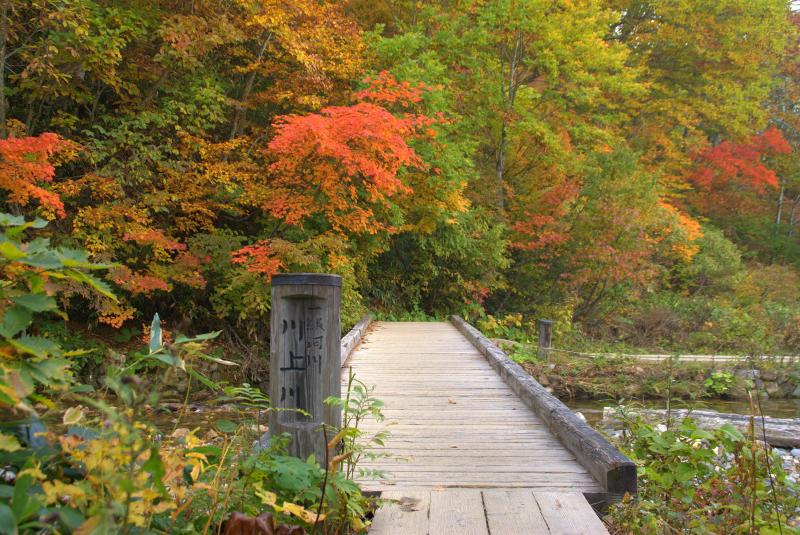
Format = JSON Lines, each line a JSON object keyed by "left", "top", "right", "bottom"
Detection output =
{"left": 564, "top": 398, "right": 800, "bottom": 427}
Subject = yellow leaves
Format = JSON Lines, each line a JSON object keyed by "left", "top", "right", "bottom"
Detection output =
{"left": 256, "top": 485, "right": 327, "bottom": 524}
{"left": 43, "top": 480, "right": 89, "bottom": 506}
{"left": 74, "top": 516, "right": 100, "bottom": 535}
{"left": 63, "top": 406, "right": 84, "bottom": 425}
{"left": 0, "top": 433, "right": 21, "bottom": 452}
{"left": 327, "top": 428, "right": 347, "bottom": 451}
{"left": 18, "top": 466, "right": 46, "bottom": 481}
{"left": 329, "top": 452, "right": 353, "bottom": 475}
{"left": 350, "top": 515, "right": 368, "bottom": 532}
{"left": 256, "top": 487, "right": 279, "bottom": 507}
{"left": 186, "top": 452, "right": 208, "bottom": 481}
{"left": 656, "top": 201, "right": 703, "bottom": 263}
{"left": 235, "top": 0, "right": 363, "bottom": 110}
{"left": 281, "top": 502, "right": 325, "bottom": 524}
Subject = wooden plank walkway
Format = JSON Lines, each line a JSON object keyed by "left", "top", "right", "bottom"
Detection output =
{"left": 370, "top": 490, "right": 608, "bottom": 535}
{"left": 343, "top": 322, "right": 609, "bottom": 534}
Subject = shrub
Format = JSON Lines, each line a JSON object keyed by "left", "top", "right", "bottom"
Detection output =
{"left": 606, "top": 408, "right": 800, "bottom": 534}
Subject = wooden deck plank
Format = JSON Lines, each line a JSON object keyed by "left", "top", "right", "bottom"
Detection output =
{"left": 369, "top": 491, "right": 430, "bottom": 535}
{"left": 428, "top": 490, "right": 488, "bottom": 535}
{"left": 534, "top": 492, "right": 610, "bottom": 535}
{"left": 483, "top": 489, "right": 550, "bottom": 534}
{"left": 347, "top": 321, "right": 602, "bottom": 494}
{"left": 368, "top": 489, "right": 610, "bottom": 534}
{"left": 351, "top": 322, "right": 610, "bottom": 533}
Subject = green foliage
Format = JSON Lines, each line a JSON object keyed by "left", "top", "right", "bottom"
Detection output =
{"left": 0, "top": 214, "right": 112, "bottom": 415}
{"left": 327, "top": 370, "right": 391, "bottom": 482}
{"left": 704, "top": 371, "right": 735, "bottom": 396}
{"left": 0, "top": 322, "right": 381, "bottom": 534}
{"left": 607, "top": 409, "right": 800, "bottom": 533}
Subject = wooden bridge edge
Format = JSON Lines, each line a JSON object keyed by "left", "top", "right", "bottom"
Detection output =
{"left": 341, "top": 314, "right": 373, "bottom": 367}
{"left": 450, "top": 315, "right": 638, "bottom": 505}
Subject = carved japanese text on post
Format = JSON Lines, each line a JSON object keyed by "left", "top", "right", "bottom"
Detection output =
{"left": 277, "top": 296, "right": 325, "bottom": 424}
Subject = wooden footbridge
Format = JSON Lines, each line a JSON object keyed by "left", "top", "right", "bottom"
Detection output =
{"left": 341, "top": 319, "right": 637, "bottom": 535}
{"left": 269, "top": 274, "right": 635, "bottom": 534}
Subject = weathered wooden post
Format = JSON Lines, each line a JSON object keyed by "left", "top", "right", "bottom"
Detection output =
{"left": 537, "top": 319, "right": 553, "bottom": 362}
{"left": 270, "top": 273, "right": 341, "bottom": 461}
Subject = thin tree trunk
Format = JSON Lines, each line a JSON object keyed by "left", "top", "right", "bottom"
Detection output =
{"left": 495, "top": 31, "right": 523, "bottom": 212}
{"left": 229, "top": 33, "right": 271, "bottom": 140}
{"left": 789, "top": 193, "right": 800, "bottom": 237}
{"left": 775, "top": 182, "right": 784, "bottom": 227}
{"left": 496, "top": 125, "right": 507, "bottom": 211}
{"left": 0, "top": 0, "right": 8, "bottom": 138}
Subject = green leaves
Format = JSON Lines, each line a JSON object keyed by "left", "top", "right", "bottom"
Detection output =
{"left": 8, "top": 337, "right": 62, "bottom": 359}
{"left": 10, "top": 294, "right": 56, "bottom": 312}
{"left": 612, "top": 407, "right": 799, "bottom": 533}
{"left": 214, "top": 419, "right": 238, "bottom": 434}
{"left": 0, "top": 308, "right": 33, "bottom": 339}
{"left": 0, "top": 503, "right": 15, "bottom": 535}
{"left": 0, "top": 214, "right": 115, "bottom": 413}
{"left": 149, "top": 313, "right": 162, "bottom": 354}
{"left": 142, "top": 447, "right": 167, "bottom": 495}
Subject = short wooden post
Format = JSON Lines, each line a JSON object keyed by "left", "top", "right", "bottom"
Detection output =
{"left": 270, "top": 273, "right": 341, "bottom": 461}
{"left": 537, "top": 319, "right": 553, "bottom": 361}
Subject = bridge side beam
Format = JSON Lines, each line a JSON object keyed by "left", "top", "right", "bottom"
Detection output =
{"left": 451, "top": 315, "right": 637, "bottom": 504}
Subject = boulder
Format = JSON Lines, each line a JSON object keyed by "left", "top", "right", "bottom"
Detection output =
{"left": 760, "top": 368, "right": 779, "bottom": 382}
{"left": 735, "top": 369, "right": 760, "bottom": 381}
{"left": 764, "top": 382, "right": 782, "bottom": 398}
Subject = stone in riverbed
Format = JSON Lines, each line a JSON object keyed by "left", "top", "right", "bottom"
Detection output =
{"left": 735, "top": 368, "right": 760, "bottom": 380}
{"left": 791, "top": 448, "right": 800, "bottom": 458}
{"left": 760, "top": 368, "right": 779, "bottom": 382}
{"left": 764, "top": 381, "right": 782, "bottom": 397}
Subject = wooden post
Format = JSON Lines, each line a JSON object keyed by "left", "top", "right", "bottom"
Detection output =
{"left": 537, "top": 319, "right": 553, "bottom": 361}
{"left": 270, "top": 273, "right": 341, "bottom": 461}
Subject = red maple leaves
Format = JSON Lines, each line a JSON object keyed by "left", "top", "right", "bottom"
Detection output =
{"left": 0, "top": 133, "right": 70, "bottom": 217}
{"left": 691, "top": 127, "right": 791, "bottom": 193}
{"left": 231, "top": 241, "right": 283, "bottom": 277}
{"left": 264, "top": 102, "right": 423, "bottom": 233}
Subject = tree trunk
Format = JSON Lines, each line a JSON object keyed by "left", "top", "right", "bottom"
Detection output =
{"left": 495, "top": 31, "right": 523, "bottom": 213}
{"left": 229, "top": 33, "right": 271, "bottom": 140}
{"left": 789, "top": 193, "right": 800, "bottom": 237}
{"left": 0, "top": 0, "right": 8, "bottom": 138}
{"left": 775, "top": 181, "right": 784, "bottom": 227}
{"left": 495, "top": 126, "right": 507, "bottom": 211}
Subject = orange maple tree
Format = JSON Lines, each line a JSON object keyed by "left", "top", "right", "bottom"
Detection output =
{"left": 234, "top": 73, "right": 436, "bottom": 275}
{"left": 0, "top": 133, "right": 73, "bottom": 218}
{"left": 691, "top": 127, "right": 792, "bottom": 193}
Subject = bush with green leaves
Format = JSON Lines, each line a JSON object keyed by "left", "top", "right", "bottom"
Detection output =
{"left": 0, "top": 213, "right": 114, "bottom": 421}
{"left": 0, "top": 214, "right": 380, "bottom": 534}
{"left": 606, "top": 408, "right": 800, "bottom": 534}
{"left": 704, "top": 371, "right": 735, "bottom": 397}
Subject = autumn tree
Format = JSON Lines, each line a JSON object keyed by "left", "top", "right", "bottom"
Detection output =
{"left": 607, "top": 0, "right": 793, "bottom": 180}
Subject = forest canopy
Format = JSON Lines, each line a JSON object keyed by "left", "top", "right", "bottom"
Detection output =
{"left": 1, "top": 0, "right": 799, "bottom": 354}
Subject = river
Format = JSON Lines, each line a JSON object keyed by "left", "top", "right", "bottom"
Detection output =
{"left": 564, "top": 398, "right": 800, "bottom": 427}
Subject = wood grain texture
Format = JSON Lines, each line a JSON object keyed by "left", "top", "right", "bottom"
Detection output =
{"left": 270, "top": 282, "right": 340, "bottom": 461}
{"left": 347, "top": 322, "right": 611, "bottom": 534}
{"left": 344, "top": 322, "right": 602, "bottom": 494}
{"left": 450, "top": 315, "right": 637, "bottom": 501}
{"left": 482, "top": 489, "right": 550, "bottom": 534}
{"left": 428, "top": 490, "right": 488, "bottom": 535}
{"left": 534, "top": 492, "right": 611, "bottom": 535}
{"left": 367, "top": 489, "right": 610, "bottom": 534}
{"left": 369, "top": 491, "right": 430, "bottom": 535}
